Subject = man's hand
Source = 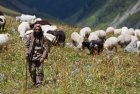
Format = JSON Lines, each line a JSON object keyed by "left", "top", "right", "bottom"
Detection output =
{"left": 25, "top": 54, "right": 29, "bottom": 60}
{"left": 40, "top": 58, "right": 44, "bottom": 63}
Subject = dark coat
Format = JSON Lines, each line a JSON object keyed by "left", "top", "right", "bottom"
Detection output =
{"left": 25, "top": 33, "right": 50, "bottom": 60}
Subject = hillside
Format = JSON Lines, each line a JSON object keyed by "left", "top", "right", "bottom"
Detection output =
{"left": 0, "top": 0, "right": 54, "bottom": 19}
{"left": 0, "top": 15, "right": 140, "bottom": 94}
{"left": 0, "top": 6, "right": 20, "bottom": 16}
{"left": 0, "top": 0, "right": 140, "bottom": 28}
{"left": 76, "top": 0, "right": 140, "bottom": 29}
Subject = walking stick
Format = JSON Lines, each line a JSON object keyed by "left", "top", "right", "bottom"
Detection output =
{"left": 25, "top": 59, "right": 28, "bottom": 93}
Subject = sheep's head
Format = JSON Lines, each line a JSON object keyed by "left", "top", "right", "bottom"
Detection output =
{"left": 5, "top": 33, "right": 10, "bottom": 37}
{"left": 82, "top": 41, "right": 90, "bottom": 50}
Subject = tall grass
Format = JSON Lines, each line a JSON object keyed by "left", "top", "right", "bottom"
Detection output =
{"left": 0, "top": 16, "right": 140, "bottom": 94}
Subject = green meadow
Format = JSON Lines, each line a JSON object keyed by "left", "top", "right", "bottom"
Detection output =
{"left": 0, "top": 16, "right": 140, "bottom": 94}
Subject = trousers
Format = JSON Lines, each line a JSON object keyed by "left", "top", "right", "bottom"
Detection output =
{"left": 28, "top": 60, "right": 44, "bottom": 84}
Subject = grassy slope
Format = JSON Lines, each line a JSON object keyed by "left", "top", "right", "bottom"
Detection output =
{"left": 0, "top": 6, "right": 21, "bottom": 16}
{"left": 0, "top": 16, "right": 140, "bottom": 93}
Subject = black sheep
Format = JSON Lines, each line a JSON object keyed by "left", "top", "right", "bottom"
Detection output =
{"left": 47, "top": 29, "right": 66, "bottom": 47}
{"left": 82, "top": 39, "right": 103, "bottom": 55}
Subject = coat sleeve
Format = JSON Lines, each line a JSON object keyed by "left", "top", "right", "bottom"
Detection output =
{"left": 41, "top": 37, "right": 51, "bottom": 59}
{"left": 25, "top": 35, "right": 31, "bottom": 55}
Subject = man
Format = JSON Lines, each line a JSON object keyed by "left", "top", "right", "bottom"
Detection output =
{"left": 25, "top": 24, "right": 50, "bottom": 87}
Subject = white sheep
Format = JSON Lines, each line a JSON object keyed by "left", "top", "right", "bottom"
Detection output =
{"left": 22, "top": 30, "right": 33, "bottom": 42}
{"left": 128, "top": 28, "right": 135, "bottom": 35}
{"left": 23, "top": 30, "right": 56, "bottom": 42}
{"left": 118, "top": 34, "right": 131, "bottom": 47}
{"left": 79, "top": 27, "right": 91, "bottom": 39}
{"left": 43, "top": 25, "right": 57, "bottom": 33}
{"left": 137, "top": 41, "right": 140, "bottom": 55}
{"left": 106, "top": 26, "right": 114, "bottom": 34}
{"left": 94, "top": 30, "right": 106, "bottom": 40}
{"left": 15, "top": 16, "right": 21, "bottom": 21}
{"left": 35, "top": 18, "right": 42, "bottom": 22}
{"left": 131, "top": 35, "right": 138, "bottom": 42}
{"left": 71, "top": 32, "right": 84, "bottom": 47}
{"left": 88, "top": 32, "right": 99, "bottom": 41}
{"left": 20, "top": 14, "right": 36, "bottom": 24}
{"left": 121, "top": 27, "right": 134, "bottom": 35}
{"left": 114, "top": 29, "right": 122, "bottom": 36}
{"left": 121, "top": 26, "right": 129, "bottom": 35}
{"left": 0, "top": 33, "right": 10, "bottom": 50}
{"left": 44, "top": 33, "right": 56, "bottom": 42}
{"left": 104, "top": 37, "right": 118, "bottom": 52}
{"left": 18, "top": 22, "right": 30, "bottom": 38}
{"left": 134, "top": 29, "right": 140, "bottom": 37}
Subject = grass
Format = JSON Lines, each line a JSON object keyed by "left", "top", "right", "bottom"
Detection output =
{"left": 0, "top": 6, "right": 21, "bottom": 16}
{"left": 0, "top": 16, "right": 140, "bottom": 94}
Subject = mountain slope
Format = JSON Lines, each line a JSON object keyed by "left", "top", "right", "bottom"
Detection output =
{"left": 110, "top": 0, "right": 140, "bottom": 28}
{"left": 76, "top": 0, "right": 139, "bottom": 28}
{"left": 0, "top": 0, "right": 54, "bottom": 19}
{"left": 0, "top": 0, "right": 139, "bottom": 28}
{"left": 0, "top": 6, "right": 20, "bottom": 16}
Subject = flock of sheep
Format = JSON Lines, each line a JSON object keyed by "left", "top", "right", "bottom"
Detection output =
{"left": 0, "top": 13, "right": 66, "bottom": 51}
{"left": 0, "top": 13, "right": 140, "bottom": 56}
{"left": 17, "top": 14, "right": 65, "bottom": 47}
{"left": 69, "top": 26, "right": 140, "bottom": 55}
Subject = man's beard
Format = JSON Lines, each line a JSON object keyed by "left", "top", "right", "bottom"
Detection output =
{"left": 34, "top": 32, "right": 43, "bottom": 37}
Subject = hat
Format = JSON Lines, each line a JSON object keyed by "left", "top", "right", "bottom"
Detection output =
{"left": 33, "top": 24, "right": 41, "bottom": 30}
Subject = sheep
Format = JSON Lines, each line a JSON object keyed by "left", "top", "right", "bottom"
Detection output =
{"left": 16, "top": 16, "right": 21, "bottom": 21}
{"left": 47, "top": 29, "right": 66, "bottom": 47}
{"left": 23, "top": 30, "right": 56, "bottom": 43}
{"left": 114, "top": 29, "right": 122, "bottom": 36}
{"left": 0, "top": 16, "right": 6, "bottom": 31}
{"left": 79, "top": 27, "right": 91, "bottom": 40}
{"left": 30, "top": 20, "right": 51, "bottom": 29}
{"left": 0, "top": 33, "right": 10, "bottom": 50}
{"left": 134, "top": 29, "right": 140, "bottom": 37}
{"left": 43, "top": 25, "right": 57, "bottom": 32}
{"left": 71, "top": 32, "right": 84, "bottom": 47}
{"left": 104, "top": 37, "right": 118, "bottom": 52}
{"left": 106, "top": 26, "right": 114, "bottom": 34}
{"left": 55, "top": 29, "right": 66, "bottom": 47}
{"left": 124, "top": 41, "right": 140, "bottom": 55}
{"left": 22, "top": 30, "right": 33, "bottom": 42}
{"left": 128, "top": 28, "right": 135, "bottom": 35}
{"left": 118, "top": 34, "right": 131, "bottom": 47}
{"left": 131, "top": 35, "right": 138, "bottom": 42}
{"left": 124, "top": 40, "right": 138, "bottom": 53}
{"left": 94, "top": 30, "right": 106, "bottom": 41}
{"left": 82, "top": 39, "right": 103, "bottom": 55}
{"left": 18, "top": 22, "right": 30, "bottom": 38}
{"left": 35, "top": 18, "right": 42, "bottom": 22}
{"left": 121, "top": 26, "right": 129, "bottom": 35}
{"left": 44, "top": 33, "right": 56, "bottom": 43}
{"left": 136, "top": 41, "right": 140, "bottom": 55}
{"left": 121, "top": 27, "right": 134, "bottom": 35}
{"left": 88, "top": 32, "right": 99, "bottom": 42}
{"left": 20, "top": 14, "right": 36, "bottom": 24}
